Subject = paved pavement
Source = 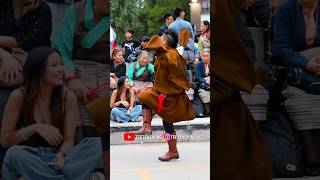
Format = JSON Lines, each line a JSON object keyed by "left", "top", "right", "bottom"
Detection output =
{"left": 110, "top": 141, "right": 320, "bottom": 180}
{"left": 110, "top": 141, "right": 210, "bottom": 180}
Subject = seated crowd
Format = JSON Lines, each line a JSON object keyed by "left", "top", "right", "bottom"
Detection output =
{"left": 239, "top": 0, "right": 320, "bottom": 177}
{"left": 273, "top": 0, "right": 320, "bottom": 175}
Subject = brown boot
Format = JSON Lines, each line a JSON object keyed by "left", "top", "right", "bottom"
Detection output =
{"left": 158, "top": 132, "right": 179, "bottom": 161}
{"left": 132, "top": 109, "right": 152, "bottom": 135}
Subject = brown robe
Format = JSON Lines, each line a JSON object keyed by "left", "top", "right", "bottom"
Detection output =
{"left": 213, "top": 0, "right": 272, "bottom": 179}
{"left": 138, "top": 36, "right": 195, "bottom": 123}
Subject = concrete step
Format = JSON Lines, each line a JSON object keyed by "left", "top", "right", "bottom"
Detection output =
{"left": 110, "top": 116, "right": 210, "bottom": 145}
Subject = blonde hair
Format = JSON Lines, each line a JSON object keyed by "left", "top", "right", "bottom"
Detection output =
{"left": 23, "top": 0, "right": 40, "bottom": 15}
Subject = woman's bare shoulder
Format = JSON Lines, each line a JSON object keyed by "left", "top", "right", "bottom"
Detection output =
{"left": 6, "top": 88, "right": 25, "bottom": 112}
{"left": 112, "top": 89, "right": 118, "bottom": 95}
{"left": 10, "top": 88, "right": 25, "bottom": 100}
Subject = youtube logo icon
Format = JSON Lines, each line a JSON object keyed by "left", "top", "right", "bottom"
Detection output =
{"left": 124, "top": 132, "right": 135, "bottom": 141}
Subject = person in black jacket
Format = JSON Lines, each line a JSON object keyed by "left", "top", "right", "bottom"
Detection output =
{"left": 0, "top": 0, "right": 52, "bottom": 169}
{"left": 0, "top": 0, "right": 52, "bottom": 113}
{"left": 0, "top": 0, "right": 52, "bottom": 53}
{"left": 158, "top": 14, "right": 174, "bottom": 36}
{"left": 110, "top": 48, "right": 126, "bottom": 90}
{"left": 121, "top": 29, "right": 140, "bottom": 63}
{"left": 235, "top": 0, "right": 270, "bottom": 63}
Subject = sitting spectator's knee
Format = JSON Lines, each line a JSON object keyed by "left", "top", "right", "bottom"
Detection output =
{"left": 80, "top": 137, "right": 102, "bottom": 154}
{"left": 4, "top": 145, "right": 28, "bottom": 163}
{"left": 111, "top": 108, "right": 120, "bottom": 114}
{"left": 135, "top": 105, "right": 142, "bottom": 110}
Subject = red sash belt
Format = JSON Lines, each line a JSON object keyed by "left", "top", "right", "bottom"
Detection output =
{"left": 157, "top": 94, "right": 166, "bottom": 113}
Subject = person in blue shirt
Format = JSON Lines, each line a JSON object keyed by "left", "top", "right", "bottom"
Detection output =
{"left": 273, "top": 0, "right": 320, "bottom": 73}
{"left": 194, "top": 49, "right": 210, "bottom": 114}
{"left": 273, "top": 0, "right": 320, "bottom": 96}
{"left": 273, "top": 0, "right": 320, "bottom": 175}
{"left": 169, "top": 7, "right": 194, "bottom": 40}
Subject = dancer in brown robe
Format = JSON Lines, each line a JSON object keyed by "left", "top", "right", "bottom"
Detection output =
{"left": 137, "top": 29, "right": 195, "bottom": 161}
{"left": 213, "top": 0, "right": 272, "bottom": 179}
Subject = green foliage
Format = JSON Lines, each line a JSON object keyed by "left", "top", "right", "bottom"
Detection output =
{"left": 111, "top": 0, "right": 190, "bottom": 45}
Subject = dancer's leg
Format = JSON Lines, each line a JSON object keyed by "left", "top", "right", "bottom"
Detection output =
{"left": 159, "top": 120, "right": 179, "bottom": 161}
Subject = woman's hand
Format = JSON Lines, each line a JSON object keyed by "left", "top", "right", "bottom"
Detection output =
{"left": 0, "top": 36, "right": 19, "bottom": 48}
{"left": 110, "top": 73, "right": 115, "bottom": 77}
{"left": 67, "top": 79, "right": 88, "bottom": 104}
{"left": 243, "top": 0, "right": 255, "bottom": 9}
{"left": 121, "top": 101, "right": 130, "bottom": 108}
{"left": 110, "top": 77, "right": 117, "bottom": 89}
{"left": 49, "top": 152, "right": 65, "bottom": 171}
{"left": 194, "top": 58, "right": 199, "bottom": 65}
{"left": 0, "top": 53, "right": 22, "bottom": 83}
{"left": 205, "top": 77, "right": 210, "bottom": 85}
{"left": 304, "top": 57, "right": 320, "bottom": 76}
{"left": 125, "top": 109, "right": 131, "bottom": 115}
{"left": 35, "top": 124, "right": 63, "bottom": 146}
{"left": 199, "top": 36, "right": 206, "bottom": 43}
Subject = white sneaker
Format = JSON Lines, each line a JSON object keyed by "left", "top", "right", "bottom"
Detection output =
{"left": 116, "top": 118, "right": 122, "bottom": 123}
{"left": 87, "top": 172, "right": 105, "bottom": 180}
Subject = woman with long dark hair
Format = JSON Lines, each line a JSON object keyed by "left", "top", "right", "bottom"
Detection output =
{"left": 110, "top": 76, "right": 142, "bottom": 123}
{"left": 200, "top": 20, "right": 210, "bottom": 38}
{"left": 198, "top": 21, "right": 210, "bottom": 52}
{"left": 0, "top": 47, "right": 102, "bottom": 179}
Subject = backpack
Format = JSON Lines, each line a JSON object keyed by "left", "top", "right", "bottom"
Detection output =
{"left": 181, "top": 39, "right": 196, "bottom": 63}
{"left": 287, "top": 67, "right": 320, "bottom": 95}
{"left": 260, "top": 105, "right": 303, "bottom": 178}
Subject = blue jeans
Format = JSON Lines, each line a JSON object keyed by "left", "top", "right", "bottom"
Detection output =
{"left": 110, "top": 105, "right": 142, "bottom": 123}
{"left": 2, "top": 137, "right": 103, "bottom": 180}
